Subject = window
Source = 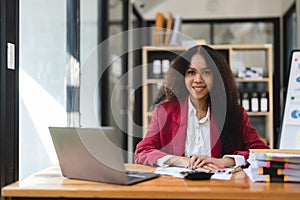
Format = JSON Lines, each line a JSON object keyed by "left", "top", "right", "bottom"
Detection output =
{"left": 19, "top": 0, "right": 125, "bottom": 179}
{"left": 19, "top": 0, "right": 68, "bottom": 179}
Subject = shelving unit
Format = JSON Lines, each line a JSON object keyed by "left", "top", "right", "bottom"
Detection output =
{"left": 142, "top": 44, "right": 274, "bottom": 148}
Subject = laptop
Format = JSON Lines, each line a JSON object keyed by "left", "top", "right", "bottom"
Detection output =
{"left": 49, "top": 126, "right": 159, "bottom": 185}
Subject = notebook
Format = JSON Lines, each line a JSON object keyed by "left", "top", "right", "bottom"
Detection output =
{"left": 49, "top": 127, "right": 159, "bottom": 185}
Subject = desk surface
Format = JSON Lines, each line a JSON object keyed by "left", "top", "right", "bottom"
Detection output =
{"left": 2, "top": 164, "right": 300, "bottom": 200}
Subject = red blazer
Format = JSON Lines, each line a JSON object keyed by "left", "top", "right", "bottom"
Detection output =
{"left": 134, "top": 97, "right": 269, "bottom": 166}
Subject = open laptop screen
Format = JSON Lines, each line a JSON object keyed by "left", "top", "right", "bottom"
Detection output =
{"left": 49, "top": 127, "right": 159, "bottom": 185}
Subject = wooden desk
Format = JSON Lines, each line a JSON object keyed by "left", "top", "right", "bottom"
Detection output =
{"left": 2, "top": 164, "right": 300, "bottom": 200}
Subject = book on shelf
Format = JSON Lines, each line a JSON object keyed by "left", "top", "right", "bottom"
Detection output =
{"left": 164, "top": 12, "right": 173, "bottom": 44}
{"left": 169, "top": 14, "right": 182, "bottom": 45}
{"left": 154, "top": 12, "right": 165, "bottom": 45}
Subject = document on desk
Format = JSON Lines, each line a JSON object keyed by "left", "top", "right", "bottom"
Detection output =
{"left": 154, "top": 167, "right": 232, "bottom": 180}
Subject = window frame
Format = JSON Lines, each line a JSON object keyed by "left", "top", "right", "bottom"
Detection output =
{"left": 0, "top": 0, "right": 19, "bottom": 194}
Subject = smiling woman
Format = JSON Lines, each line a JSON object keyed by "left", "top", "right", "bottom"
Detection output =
{"left": 134, "top": 45, "right": 270, "bottom": 172}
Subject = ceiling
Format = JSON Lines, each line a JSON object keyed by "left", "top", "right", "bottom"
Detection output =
{"left": 131, "top": 0, "right": 293, "bottom": 20}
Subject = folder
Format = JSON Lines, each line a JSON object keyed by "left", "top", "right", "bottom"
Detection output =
{"left": 250, "top": 173, "right": 300, "bottom": 182}
{"left": 249, "top": 149, "right": 300, "bottom": 163}
{"left": 251, "top": 160, "right": 300, "bottom": 170}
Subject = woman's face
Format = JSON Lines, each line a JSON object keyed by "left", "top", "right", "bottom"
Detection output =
{"left": 184, "top": 53, "right": 214, "bottom": 106}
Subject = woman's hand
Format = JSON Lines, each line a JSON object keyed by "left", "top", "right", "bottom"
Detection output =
{"left": 164, "top": 156, "right": 212, "bottom": 173}
{"left": 188, "top": 155, "right": 235, "bottom": 172}
{"left": 165, "top": 156, "right": 190, "bottom": 168}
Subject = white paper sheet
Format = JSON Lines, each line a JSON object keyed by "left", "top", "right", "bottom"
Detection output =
{"left": 154, "top": 166, "right": 232, "bottom": 180}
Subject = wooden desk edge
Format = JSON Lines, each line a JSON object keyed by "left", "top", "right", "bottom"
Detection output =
{"left": 2, "top": 164, "right": 300, "bottom": 200}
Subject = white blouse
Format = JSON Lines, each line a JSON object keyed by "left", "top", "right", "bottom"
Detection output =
{"left": 185, "top": 97, "right": 211, "bottom": 157}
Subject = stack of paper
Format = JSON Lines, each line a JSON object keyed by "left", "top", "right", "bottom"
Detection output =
{"left": 247, "top": 149, "right": 300, "bottom": 182}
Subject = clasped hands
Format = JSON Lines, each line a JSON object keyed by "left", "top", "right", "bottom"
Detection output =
{"left": 188, "top": 155, "right": 236, "bottom": 172}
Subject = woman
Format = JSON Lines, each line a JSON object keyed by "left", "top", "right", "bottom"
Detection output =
{"left": 135, "top": 45, "right": 269, "bottom": 172}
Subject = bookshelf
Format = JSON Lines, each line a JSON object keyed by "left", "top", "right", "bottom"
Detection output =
{"left": 142, "top": 44, "right": 274, "bottom": 148}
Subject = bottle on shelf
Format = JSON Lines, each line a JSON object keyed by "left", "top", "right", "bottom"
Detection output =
{"left": 260, "top": 91, "right": 269, "bottom": 112}
{"left": 237, "top": 92, "right": 241, "bottom": 106}
{"left": 161, "top": 59, "right": 170, "bottom": 76}
{"left": 241, "top": 91, "right": 250, "bottom": 111}
{"left": 152, "top": 60, "right": 162, "bottom": 79}
{"left": 250, "top": 91, "right": 259, "bottom": 112}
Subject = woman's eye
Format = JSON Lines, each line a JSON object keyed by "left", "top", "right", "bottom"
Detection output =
{"left": 202, "top": 70, "right": 212, "bottom": 76}
{"left": 187, "top": 70, "right": 195, "bottom": 75}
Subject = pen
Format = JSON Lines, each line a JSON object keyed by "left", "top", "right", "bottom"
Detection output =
{"left": 226, "top": 165, "right": 242, "bottom": 174}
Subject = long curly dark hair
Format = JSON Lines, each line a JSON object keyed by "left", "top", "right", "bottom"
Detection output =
{"left": 153, "top": 45, "right": 244, "bottom": 155}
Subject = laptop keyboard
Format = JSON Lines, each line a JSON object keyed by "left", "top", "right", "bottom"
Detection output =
{"left": 127, "top": 175, "right": 143, "bottom": 181}
{"left": 126, "top": 171, "right": 146, "bottom": 181}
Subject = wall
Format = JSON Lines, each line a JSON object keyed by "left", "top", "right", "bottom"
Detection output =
{"left": 281, "top": 0, "right": 296, "bottom": 14}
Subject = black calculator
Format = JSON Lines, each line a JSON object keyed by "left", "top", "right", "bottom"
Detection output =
{"left": 180, "top": 171, "right": 214, "bottom": 180}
